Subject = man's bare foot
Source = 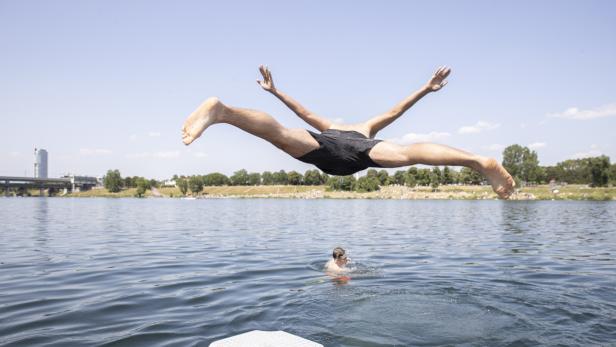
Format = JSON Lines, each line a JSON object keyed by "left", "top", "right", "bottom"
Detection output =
{"left": 182, "top": 97, "right": 223, "bottom": 145}
{"left": 478, "top": 158, "right": 516, "bottom": 199}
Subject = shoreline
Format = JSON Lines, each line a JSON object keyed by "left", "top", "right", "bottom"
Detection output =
{"left": 52, "top": 184, "right": 616, "bottom": 200}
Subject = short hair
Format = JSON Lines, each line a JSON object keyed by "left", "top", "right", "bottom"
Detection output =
{"left": 332, "top": 247, "right": 346, "bottom": 259}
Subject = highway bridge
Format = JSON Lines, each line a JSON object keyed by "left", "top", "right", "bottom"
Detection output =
{"left": 1, "top": 175, "right": 98, "bottom": 196}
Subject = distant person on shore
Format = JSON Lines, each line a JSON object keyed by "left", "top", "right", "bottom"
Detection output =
{"left": 325, "top": 247, "right": 350, "bottom": 274}
{"left": 181, "top": 65, "right": 515, "bottom": 199}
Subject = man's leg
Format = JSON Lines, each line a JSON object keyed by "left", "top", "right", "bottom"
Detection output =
{"left": 369, "top": 141, "right": 515, "bottom": 198}
{"left": 182, "top": 97, "right": 319, "bottom": 158}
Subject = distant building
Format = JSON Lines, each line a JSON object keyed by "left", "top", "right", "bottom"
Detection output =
{"left": 162, "top": 179, "right": 177, "bottom": 187}
{"left": 35, "top": 148, "right": 48, "bottom": 178}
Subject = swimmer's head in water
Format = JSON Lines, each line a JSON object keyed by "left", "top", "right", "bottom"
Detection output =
{"left": 332, "top": 247, "right": 346, "bottom": 259}
{"left": 332, "top": 247, "right": 349, "bottom": 267}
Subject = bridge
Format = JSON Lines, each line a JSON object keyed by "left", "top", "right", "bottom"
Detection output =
{"left": 1, "top": 175, "right": 98, "bottom": 196}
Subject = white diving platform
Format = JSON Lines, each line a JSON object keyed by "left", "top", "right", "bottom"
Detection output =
{"left": 210, "top": 330, "right": 323, "bottom": 347}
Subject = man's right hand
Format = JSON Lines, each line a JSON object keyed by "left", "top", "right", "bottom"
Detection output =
{"left": 257, "top": 65, "right": 276, "bottom": 92}
{"left": 425, "top": 66, "right": 451, "bottom": 92}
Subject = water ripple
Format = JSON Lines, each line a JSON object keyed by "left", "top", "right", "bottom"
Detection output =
{"left": 0, "top": 199, "right": 615, "bottom": 346}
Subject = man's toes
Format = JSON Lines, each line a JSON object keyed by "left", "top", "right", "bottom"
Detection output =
{"left": 495, "top": 186, "right": 511, "bottom": 199}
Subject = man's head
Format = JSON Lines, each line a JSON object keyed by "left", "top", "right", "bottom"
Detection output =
{"left": 332, "top": 247, "right": 348, "bottom": 267}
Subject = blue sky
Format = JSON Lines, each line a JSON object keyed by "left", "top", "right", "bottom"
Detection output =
{"left": 1, "top": 1, "right": 615, "bottom": 179}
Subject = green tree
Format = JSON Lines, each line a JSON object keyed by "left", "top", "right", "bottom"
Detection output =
{"left": 459, "top": 167, "right": 484, "bottom": 185}
{"left": 261, "top": 171, "right": 274, "bottom": 185}
{"left": 430, "top": 167, "right": 440, "bottom": 190}
{"left": 177, "top": 178, "right": 188, "bottom": 195}
{"left": 321, "top": 173, "right": 329, "bottom": 184}
{"left": 610, "top": 163, "right": 616, "bottom": 186}
{"left": 189, "top": 176, "right": 204, "bottom": 194}
{"left": 272, "top": 170, "right": 288, "bottom": 185}
{"left": 554, "top": 158, "right": 592, "bottom": 184}
{"left": 366, "top": 169, "right": 378, "bottom": 179}
{"left": 442, "top": 166, "right": 453, "bottom": 185}
{"left": 522, "top": 151, "right": 540, "bottom": 183}
{"left": 405, "top": 167, "right": 418, "bottom": 187}
{"left": 377, "top": 169, "right": 390, "bottom": 185}
{"left": 502, "top": 144, "right": 540, "bottom": 183}
{"left": 135, "top": 177, "right": 149, "bottom": 197}
{"left": 230, "top": 169, "right": 249, "bottom": 186}
{"left": 123, "top": 176, "right": 133, "bottom": 188}
{"left": 303, "top": 169, "right": 323, "bottom": 185}
{"left": 404, "top": 174, "right": 417, "bottom": 187}
{"left": 203, "top": 172, "right": 230, "bottom": 186}
{"left": 432, "top": 167, "right": 442, "bottom": 183}
{"left": 248, "top": 172, "right": 261, "bottom": 185}
{"left": 104, "top": 169, "right": 122, "bottom": 193}
{"left": 502, "top": 144, "right": 524, "bottom": 178}
{"left": 393, "top": 170, "right": 406, "bottom": 185}
{"left": 534, "top": 166, "right": 547, "bottom": 184}
{"left": 589, "top": 156, "right": 610, "bottom": 187}
{"left": 287, "top": 171, "right": 303, "bottom": 185}
{"left": 416, "top": 168, "right": 431, "bottom": 186}
{"left": 327, "top": 175, "right": 356, "bottom": 191}
{"left": 354, "top": 176, "right": 380, "bottom": 192}
{"left": 544, "top": 165, "right": 559, "bottom": 183}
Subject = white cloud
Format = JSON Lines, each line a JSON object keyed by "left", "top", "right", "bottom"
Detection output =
{"left": 571, "top": 145, "right": 602, "bottom": 159}
{"left": 332, "top": 118, "right": 344, "bottom": 124}
{"left": 389, "top": 131, "right": 451, "bottom": 144}
{"left": 485, "top": 144, "right": 505, "bottom": 151}
{"left": 157, "top": 151, "right": 179, "bottom": 158}
{"left": 148, "top": 131, "right": 161, "bottom": 137}
{"left": 193, "top": 152, "right": 207, "bottom": 158}
{"left": 547, "top": 103, "right": 616, "bottom": 120}
{"left": 8, "top": 151, "right": 20, "bottom": 157}
{"left": 571, "top": 150, "right": 602, "bottom": 159}
{"left": 528, "top": 142, "right": 546, "bottom": 150}
{"left": 126, "top": 151, "right": 180, "bottom": 159}
{"left": 79, "top": 148, "right": 112, "bottom": 156}
{"left": 129, "top": 134, "right": 138, "bottom": 141}
{"left": 458, "top": 121, "right": 500, "bottom": 134}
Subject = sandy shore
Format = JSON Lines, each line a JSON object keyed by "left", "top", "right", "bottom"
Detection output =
{"left": 63, "top": 184, "right": 616, "bottom": 200}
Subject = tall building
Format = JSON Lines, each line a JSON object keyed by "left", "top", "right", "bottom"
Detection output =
{"left": 35, "top": 148, "right": 48, "bottom": 178}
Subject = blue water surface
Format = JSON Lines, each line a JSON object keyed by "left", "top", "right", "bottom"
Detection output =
{"left": 1, "top": 198, "right": 615, "bottom": 346}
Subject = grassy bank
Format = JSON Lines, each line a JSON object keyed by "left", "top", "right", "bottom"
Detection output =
{"left": 58, "top": 184, "right": 616, "bottom": 200}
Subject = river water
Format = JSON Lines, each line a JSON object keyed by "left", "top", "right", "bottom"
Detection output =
{"left": 1, "top": 198, "right": 615, "bottom": 346}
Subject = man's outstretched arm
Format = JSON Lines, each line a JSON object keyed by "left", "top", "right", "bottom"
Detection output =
{"left": 388, "top": 66, "right": 451, "bottom": 117}
{"left": 257, "top": 65, "right": 332, "bottom": 132}
{"left": 365, "top": 66, "right": 451, "bottom": 137}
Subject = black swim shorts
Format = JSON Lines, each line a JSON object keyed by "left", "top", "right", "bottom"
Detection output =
{"left": 296, "top": 129, "right": 383, "bottom": 176}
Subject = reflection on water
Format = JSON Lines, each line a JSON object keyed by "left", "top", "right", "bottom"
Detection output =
{"left": 0, "top": 198, "right": 615, "bottom": 346}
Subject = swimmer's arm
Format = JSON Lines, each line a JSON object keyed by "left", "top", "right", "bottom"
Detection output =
{"left": 257, "top": 65, "right": 332, "bottom": 132}
{"left": 384, "top": 66, "right": 452, "bottom": 119}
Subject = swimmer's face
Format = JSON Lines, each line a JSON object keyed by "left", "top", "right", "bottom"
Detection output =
{"left": 335, "top": 255, "right": 349, "bottom": 267}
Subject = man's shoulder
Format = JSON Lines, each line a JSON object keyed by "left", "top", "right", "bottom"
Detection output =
{"left": 324, "top": 259, "right": 337, "bottom": 269}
